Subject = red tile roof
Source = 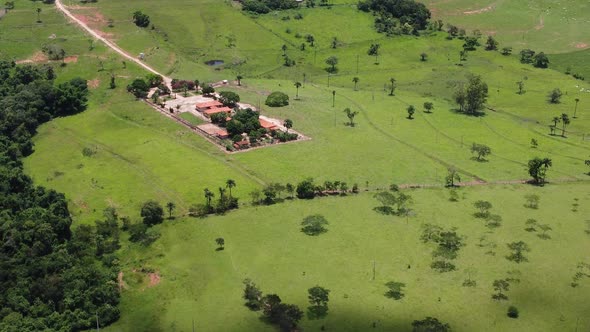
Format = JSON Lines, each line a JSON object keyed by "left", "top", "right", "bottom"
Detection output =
{"left": 259, "top": 118, "right": 278, "bottom": 129}
{"left": 203, "top": 107, "right": 232, "bottom": 115}
{"left": 195, "top": 100, "right": 223, "bottom": 110}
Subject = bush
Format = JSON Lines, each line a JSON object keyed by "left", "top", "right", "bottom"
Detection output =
{"left": 296, "top": 178, "right": 316, "bottom": 199}
{"left": 219, "top": 91, "right": 240, "bottom": 107}
{"left": 171, "top": 79, "right": 196, "bottom": 91}
{"left": 127, "top": 78, "right": 149, "bottom": 99}
{"left": 265, "top": 91, "right": 289, "bottom": 107}
{"left": 507, "top": 306, "right": 519, "bottom": 318}
{"left": 188, "top": 204, "right": 209, "bottom": 218}
{"left": 133, "top": 11, "right": 150, "bottom": 28}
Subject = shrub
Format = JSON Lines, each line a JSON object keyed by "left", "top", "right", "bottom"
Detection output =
{"left": 219, "top": 91, "right": 240, "bottom": 107}
{"left": 507, "top": 306, "right": 519, "bottom": 318}
{"left": 296, "top": 178, "right": 316, "bottom": 199}
{"left": 265, "top": 91, "right": 289, "bottom": 107}
{"left": 132, "top": 11, "right": 150, "bottom": 28}
{"left": 127, "top": 78, "right": 149, "bottom": 99}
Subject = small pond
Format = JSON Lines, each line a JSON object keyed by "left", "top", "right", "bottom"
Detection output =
{"left": 205, "top": 60, "right": 224, "bottom": 66}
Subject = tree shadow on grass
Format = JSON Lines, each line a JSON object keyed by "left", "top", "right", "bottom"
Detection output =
{"left": 307, "top": 306, "right": 328, "bottom": 320}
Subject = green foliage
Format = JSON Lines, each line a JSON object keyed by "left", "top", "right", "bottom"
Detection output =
{"left": 524, "top": 194, "right": 540, "bottom": 209}
{"left": 548, "top": 88, "right": 562, "bottom": 104}
{"left": 470, "top": 143, "right": 491, "bottom": 161}
{"left": 492, "top": 279, "right": 510, "bottom": 300}
{"left": 445, "top": 168, "right": 461, "bottom": 187}
{"left": 384, "top": 281, "right": 406, "bottom": 300}
{"left": 296, "top": 178, "right": 316, "bottom": 199}
{"left": 140, "top": 200, "right": 164, "bottom": 226}
{"left": 527, "top": 157, "right": 552, "bottom": 185}
{"left": 411, "top": 317, "right": 451, "bottom": 332}
{"left": 145, "top": 73, "right": 163, "bottom": 88}
{"left": 242, "top": 0, "right": 298, "bottom": 14}
{"left": 307, "top": 286, "right": 330, "bottom": 319}
{"left": 358, "top": 0, "right": 431, "bottom": 35}
{"left": 430, "top": 260, "right": 456, "bottom": 272}
{"left": 373, "top": 190, "right": 412, "bottom": 216}
{"left": 485, "top": 36, "right": 498, "bottom": 51}
{"left": 533, "top": 52, "right": 549, "bottom": 68}
{"left": 455, "top": 74, "right": 488, "bottom": 115}
{"left": 127, "top": 78, "right": 149, "bottom": 99}
{"left": 41, "top": 44, "right": 66, "bottom": 61}
{"left": 219, "top": 91, "right": 240, "bottom": 107}
{"left": 132, "top": 11, "right": 150, "bottom": 28}
{"left": 507, "top": 305, "right": 519, "bottom": 318}
{"left": 0, "top": 62, "right": 118, "bottom": 331}
{"left": 243, "top": 279, "right": 263, "bottom": 310}
{"left": 325, "top": 56, "right": 338, "bottom": 73}
{"left": 301, "top": 214, "right": 328, "bottom": 235}
{"left": 265, "top": 91, "right": 289, "bottom": 107}
{"left": 506, "top": 241, "right": 530, "bottom": 263}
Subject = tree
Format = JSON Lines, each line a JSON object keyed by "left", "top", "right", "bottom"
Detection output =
{"left": 301, "top": 214, "right": 328, "bottom": 235}
{"left": 501, "top": 46, "right": 513, "bottom": 55}
{"left": 389, "top": 77, "right": 397, "bottom": 96}
{"left": 506, "top": 241, "right": 530, "bottom": 263}
{"left": 453, "top": 87, "right": 467, "bottom": 112}
{"left": 132, "top": 11, "right": 150, "bottom": 28}
{"left": 294, "top": 81, "right": 302, "bottom": 99}
{"left": 520, "top": 49, "right": 535, "bottom": 63}
{"left": 343, "top": 107, "right": 359, "bottom": 126}
{"left": 352, "top": 77, "right": 359, "bottom": 90}
{"left": 307, "top": 286, "right": 330, "bottom": 318}
{"left": 166, "top": 202, "right": 175, "bottom": 219}
{"left": 283, "top": 119, "right": 293, "bottom": 132}
{"left": 55, "top": 77, "right": 89, "bottom": 116}
{"left": 412, "top": 317, "right": 451, "bottom": 332}
{"left": 325, "top": 56, "right": 338, "bottom": 73}
{"left": 141, "top": 200, "right": 164, "bottom": 226}
{"left": 215, "top": 237, "right": 225, "bottom": 250}
{"left": 527, "top": 157, "right": 552, "bottom": 185}
{"left": 533, "top": 52, "right": 549, "bottom": 68}
{"left": 407, "top": 105, "right": 415, "bottom": 119}
{"left": 420, "top": 52, "right": 428, "bottom": 61}
{"left": 423, "top": 101, "right": 434, "bottom": 113}
{"left": 384, "top": 281, "right": 406, "bottom": 300}
{"left": 485, "top": 36, "right": 498, "bottom": 51}
{"left": 574, "top": 98, "right": 580, "bottom": 118}
{"left": 524, "top": 194, "right": 540, "bottom": 209}
{"left": 243, "top": 279, "right": 263, "bottom": 310}
{"left": 331, "top": 36, "right": 338, "bottom": 49}
{"left": 281, "top": 44, "right": 288, "bottom": 56}
{"left": 548, "top": 88, "right": 562, "bottom": 104}
{"left": 445, "top": 168, "right": 461, "bottom": 187}
{"left": 127, "top": 78, "right": 149, "bottom": 99}
{"left": 516, "top": 81, "right": 525, "bottom": 94}
{"left": 36, "top": 7, "right": 41, "bottom": 23}
{"left": 109, "top": 73, "right": 116, "bottom": 89}
{"left": 470, "top": 143, "right": 491, "bottom": 161}
{"left": 560, "top": 113, "right": 570, "bottom": 137}
{"left": 297, "top": 178, "right": 316, "bottom": 199}
{"left": 204, "top": 188, "right": 215, "bottom": 208}
{"left": 459, "top": 49, "right": 468, "bottom": 61}
{"left": 265, "top": 91, "right": 289, "bottom": 107}
{"left": 507, "top": 306, "right": 519, "bottom": 318}
{"left": 550, "top": 116, "right": 560, "bottom": 135}
{"left": 473, "top": 200, "right": 492, "bottom": 218}
{"left": 492, "top": 279, "right": 510, "bottom": 300}
{"left": 219, "top": 91, "right": 240, "bottom": 107}
{"left": 585, "top": 158, "right": 590, "bottom": 175}
{"left": 226, "top": 179, "right": 236, "bottom": 198}
{"left": 464, "top": 74, "right": 488, "bottom": 115}
{"left": 368, "top": 43, "right": 380, "bottom": 64}
{"left": 236, "top": 75, "right": 243, "bottom": 86}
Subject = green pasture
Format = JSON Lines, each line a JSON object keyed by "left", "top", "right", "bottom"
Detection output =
{"left": 2, "top": 0, "right": 589, "bottom": 331}
{"left": 107, "top": 183, "right": 590, "bottom": 331}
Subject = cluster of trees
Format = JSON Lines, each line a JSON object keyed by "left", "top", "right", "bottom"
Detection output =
{"left": 127, "top": 74, "right": 168, "bottom": 99}
{"left": 189, "top": 180, "right": 239, "bottom": 217}
{"left": 519, "top": 49, "right": 550, "bottom": 68}
{"left": 0, "top": 61, "right": 120, "bottom": 330}
{"left": 420, "top": 224, "right": 464, "bottom": 272}
{"left": 242, "top": 0, "right": 298, "bottom": 14}
{"left": 301, "top": 214, "right": 329, "bottom": 236}
{"left": 549, "top": 112, "right": 569, "bottom": 136}
{"left": 473, "top": 200, "right": 502, "bottom": 229}
{"left": 170, "top": 79, "right": 196, "bottom": 92}
{"left": 357, "top": 0, "right": 431, "bottom": 35}
{"left": 373, "top": 185, "right": 413, "bottom": 217}
{"left": 527, "top": 157, "right": 552, "bottom": 185}
{"left": 249, "top": 178, "right": 359, "bottom": 206}
{"left": 242, "top": 279, "right": 304, "bottom": 331}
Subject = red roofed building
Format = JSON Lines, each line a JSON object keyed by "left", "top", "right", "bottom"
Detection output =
{"left": 195, "top": 100, "right": 223, "bottom": 112}
{"left": 216, "top": 129, "right": 229, "bottom": 139}
{"left": 259, "top": 118, "right": 278, "bottom": 131}
{"left": 203, "top": 106, "right": 232, "bottom": 117}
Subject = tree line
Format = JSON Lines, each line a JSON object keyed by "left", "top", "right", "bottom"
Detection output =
{"left": 0, "top": 61, "right": 120, "bottom": 331}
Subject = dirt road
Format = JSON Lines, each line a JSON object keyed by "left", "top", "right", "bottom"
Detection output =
{"left": 54, "top": 0, "right": 172, "bottom": 89}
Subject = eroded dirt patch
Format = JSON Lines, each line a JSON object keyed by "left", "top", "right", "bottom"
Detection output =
{"left": 16, "top": 51, "right": 48, "bottom": 64}
{"left": 575, "top": 42, "right": 589, "bottom": 49}
{"left": 87, "top": 79, "right": 100, "bottom": 89}
{"left": 64, "top": 55, "right": 78, "bottom": 63}
{"left": 463, "top": 4, "right": 495, "bottom": 15}
{"left": 147, "top": 273, "right": 161, "bottom": 287}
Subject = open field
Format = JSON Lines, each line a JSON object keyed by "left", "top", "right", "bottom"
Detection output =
{"left": 2, "top": 0, "right": 589, "bottom": 330}
{"left": 110, "top": 184, "right": 590, "bottom": 331}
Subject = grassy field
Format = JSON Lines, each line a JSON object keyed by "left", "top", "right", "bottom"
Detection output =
{"left": 2, "top": 0, "right": 590, "bottom": 330}
{"left": 108, "top": 184, "right": 590, "bottom": 331}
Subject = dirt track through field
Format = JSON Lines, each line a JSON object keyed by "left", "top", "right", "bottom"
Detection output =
{"left": 54, "top": 0, "right": 172, "bottom": 89}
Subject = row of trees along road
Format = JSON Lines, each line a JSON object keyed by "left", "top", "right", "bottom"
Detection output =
{"left": 0, "top": 61, "right": 121, "bottom": 330}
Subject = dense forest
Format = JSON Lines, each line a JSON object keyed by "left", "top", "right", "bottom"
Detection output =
{"left": 0, "top": 61, "right": 120, "bottom": 331}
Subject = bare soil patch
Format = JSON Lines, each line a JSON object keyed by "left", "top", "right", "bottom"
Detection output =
{"left": 575, "top": 42, "right": 589, "bottom": 49}
{"left": 64, "top": 55, "right": 78, "bottom": 63}
{"left": 147, "top": 273, "right": 161, "bottom": 287}
{"left": 87, "top": 79, "right": 100, "bottom": 89}
{"left": 534, "top": 16, "right": 544, "bottom": 30}
{"left": 117, "top": 271, "right": 127, "bottom": 291}
{"left": 463, "top": 4, "right": 495, "bottom": 15}
{"left": 16, "top": 51, "right": 48, "bottom": 64}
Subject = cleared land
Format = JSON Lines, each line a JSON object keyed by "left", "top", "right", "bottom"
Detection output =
{"left": 0, "top": 0, "right": 588, "bottom": 330}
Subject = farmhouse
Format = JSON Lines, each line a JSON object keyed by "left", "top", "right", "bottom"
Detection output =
{"left": 203, "top": 106, "right": 233, "bottom": 118}
{"left": 259, "top": 118, "right": 278, "bottom": 131}
{"left": 195, "top": 100, "right": 223, "bottom": 112}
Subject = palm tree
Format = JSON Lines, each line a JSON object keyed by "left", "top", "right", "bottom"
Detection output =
{"left": 343, "top": 108, "right": 358, "bottom": 126}
{"left": 281, "top": 44, "right": 288, "bottom": 56}
{"left": 283, "top": 119, "right": 293, "bottom": 133}
{"left": 420, "top": 52, "right": 428, "bottom": 61}
{"left": 36, "top": 8, "right": 41, "bottom": 23}
{"left": 332, "top": 90, "right": 336, "bottom": 107}
{"left": 219, "top": 187, "right": 226, "bottom": 200}
{"left": 294, "top": 82, "right": 302, "bottom": 99}
{"left": 204, "top": 188, "right": 214, "bottom": 207}
{"left": 561, "top": 113, "right": 570, "bottom": 137}
{"left": 389, "top": 78, "right": 396, "bottom": 96}
{"left": 226, "top": 179, "right": 236, "bottom": 198}
{"left": 574, "top": 98, "right": 580, "bottom": 118}
{"left": 352, "top": 77, "right": 359, "bottom": 91}
{"left": 166, "top": 202, "right": 176, "bottom": 219}
{"left": 552, "top": 116, "right": 560, "bottom": 128}
{"left": 236, "top": 75, "right": 243, "bottom": 86}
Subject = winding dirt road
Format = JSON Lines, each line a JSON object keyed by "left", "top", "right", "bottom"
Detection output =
{"left": 54, "top": 0, "right": 172, "bottom": 89}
